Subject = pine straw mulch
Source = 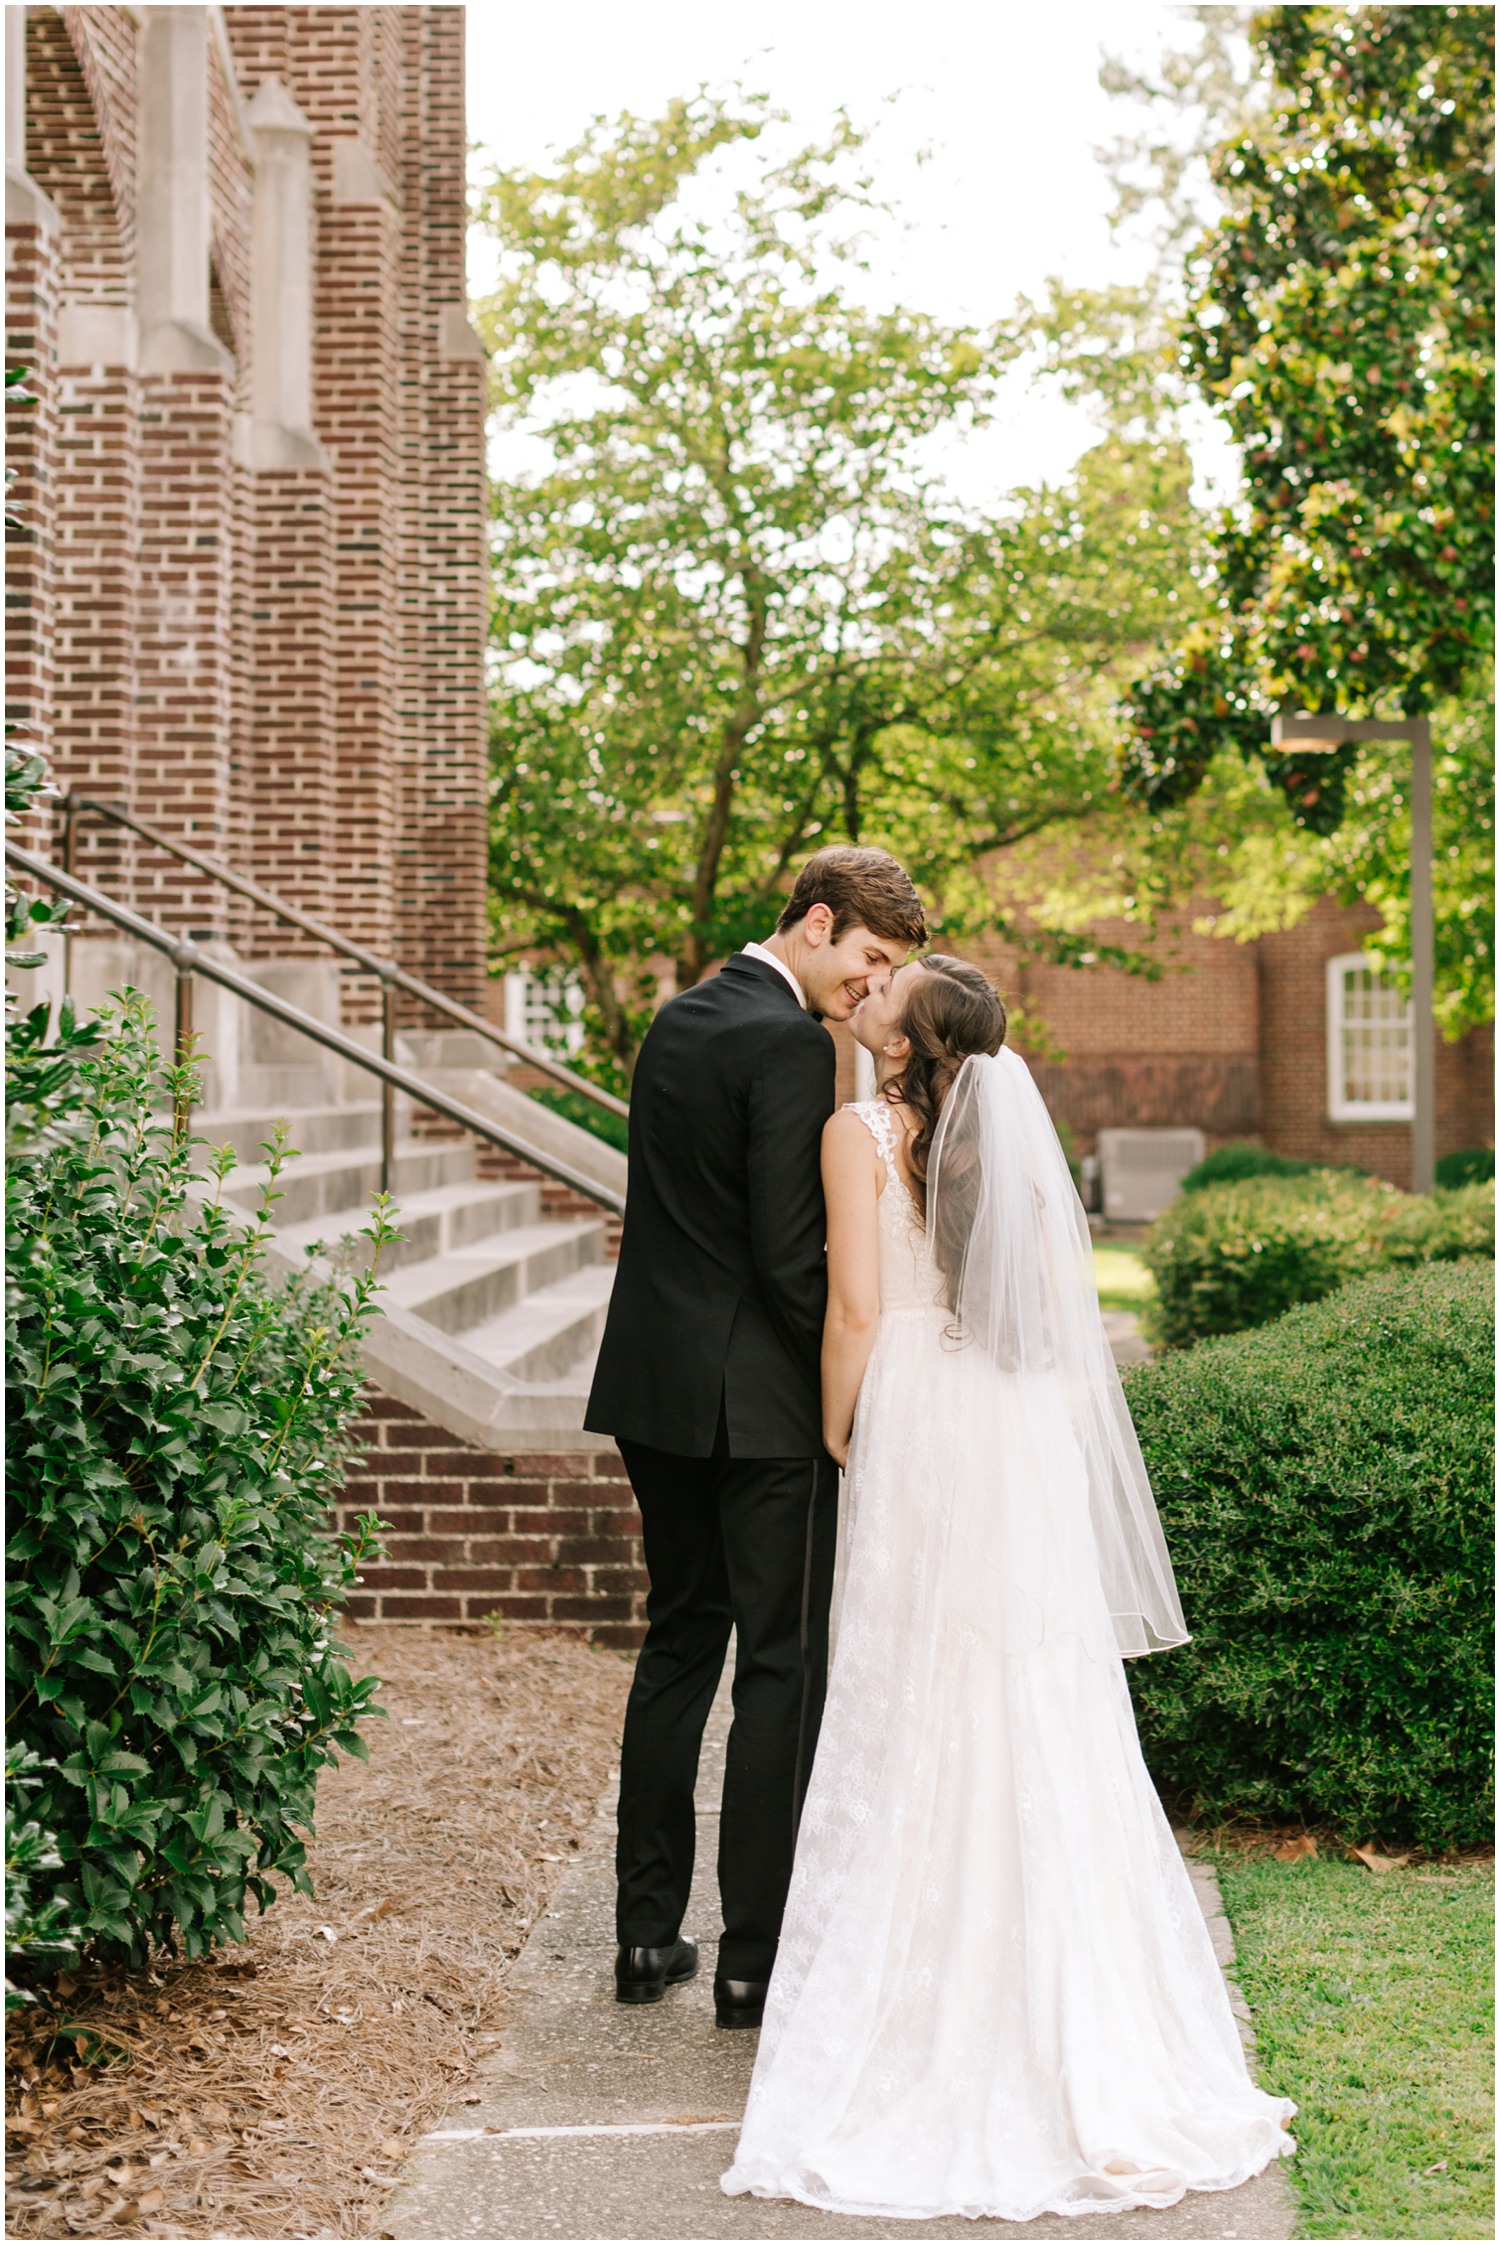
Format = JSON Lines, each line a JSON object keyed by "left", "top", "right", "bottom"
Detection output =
{"left": 5, "top": 1623, "right": 634, "bottom": 2241}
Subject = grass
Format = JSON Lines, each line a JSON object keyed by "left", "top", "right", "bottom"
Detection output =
{"left": 1215, "top": 1856, "right": 1494, "bottom": 2240}
{"left": 1092, "top": 1241, "right": 1155, "bottom": 1310}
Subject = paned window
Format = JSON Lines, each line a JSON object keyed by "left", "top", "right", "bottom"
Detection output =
{"left": 1326, "top": 954, "right": 1414, "bottom": 1121}
{"left": 504, "top": 966, "right": 587, "bottom": 1059}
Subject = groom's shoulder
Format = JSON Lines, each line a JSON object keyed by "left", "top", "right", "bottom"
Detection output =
{"left": 653, "top": 960, "right": 805, "bottom": 1029}
{"left": 643, "top": 962, "right": 829, "bottom": 1064}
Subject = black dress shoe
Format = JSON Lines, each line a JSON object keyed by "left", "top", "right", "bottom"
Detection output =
{"left": 714, "top": 1974, "right": 769, "bottom": 2030}
{"left": 614, "top": 1937, "right": 699, "bottom": 2005}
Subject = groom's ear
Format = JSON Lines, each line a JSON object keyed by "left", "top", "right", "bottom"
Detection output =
{"left": 801, "top": 902, "right": 835, "bottom": 947}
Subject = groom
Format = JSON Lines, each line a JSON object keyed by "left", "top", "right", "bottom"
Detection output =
{"left": 585, "top": 847, "right": 927, "bottom": 2028}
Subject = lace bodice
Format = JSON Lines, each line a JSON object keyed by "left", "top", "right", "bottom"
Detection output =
{"left": 846, "top": 1099, "right": 943, "bottom": 1314}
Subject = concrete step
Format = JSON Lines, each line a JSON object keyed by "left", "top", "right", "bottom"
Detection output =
{"left": 219, "top": 1139, "right": 477, "bottom": 1226}
{"left": 194, "top": 1100, "right": 390, "bottom": 1162}
{"left": 459, "top": 1261, "right": 617, "bottom": 1383}
{"left": 381, "top": 1219, "right": 607, "bottom": 1336}
{"left": 272, "top": 1177, "right": 542, "bottom": 1274}
{"left": 231, "top": 1063, "right": 338, "bottom": 1111}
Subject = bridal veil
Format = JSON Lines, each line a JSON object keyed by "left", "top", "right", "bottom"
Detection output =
{"left": 928, "top": 1048, "right": 1189, "bottom": 1659}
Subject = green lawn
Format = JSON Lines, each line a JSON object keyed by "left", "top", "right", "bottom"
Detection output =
{"left": 1093, "top": 1241, "right": 1155, "bottom": 1310}
{"left": 1216, "top": 1857, "right": 1495, "bottom": 2240}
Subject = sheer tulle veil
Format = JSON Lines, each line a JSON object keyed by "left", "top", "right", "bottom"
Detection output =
{"left": 928, "top": 1048, "right": 1189, "bottom": 1658}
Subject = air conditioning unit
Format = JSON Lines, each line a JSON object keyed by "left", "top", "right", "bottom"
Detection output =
{"left": 1096, "top": 1128, "right": 1205, "bottom": 1223}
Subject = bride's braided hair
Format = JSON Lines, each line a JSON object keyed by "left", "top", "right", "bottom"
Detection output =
{"left": 884, "top": 954, "right": 1007, "bottom": 1307}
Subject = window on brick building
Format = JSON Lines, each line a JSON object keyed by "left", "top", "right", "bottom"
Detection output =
{"left": 505, "top": 965, "right": 587, "bottom": 1059}
{"left": 1326, "top": 954, "right": 1415, "bottom": 1121}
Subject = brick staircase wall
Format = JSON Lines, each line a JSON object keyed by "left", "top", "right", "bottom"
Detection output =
{"left": 335, "top": 1392, "right": 647, "bottom": 1647}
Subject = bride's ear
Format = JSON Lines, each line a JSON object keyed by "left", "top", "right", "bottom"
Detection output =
{"left": 882, "top": 1031, "right": 911, "bottom": 1061}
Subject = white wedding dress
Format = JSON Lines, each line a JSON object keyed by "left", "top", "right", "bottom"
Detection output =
{"left": 722, "top": 1061, "right": 1296, "bottom": 2223}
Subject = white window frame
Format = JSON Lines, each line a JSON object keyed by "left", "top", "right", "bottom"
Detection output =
{"left": 504, "top": 965, "right": 587, "bottom": 1060}
{"left": 1326, "top": 953, "right": 1415, "bottom": 1122}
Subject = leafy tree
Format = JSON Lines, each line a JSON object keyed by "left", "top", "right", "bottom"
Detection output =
{"left": 1082, "top": 4, "right": 1494, "bottom": 1034}
{"left": 475, "top": 98, "right": 1202, "bottom": 1074}
{"left": 1123, "top": 4, "right": 1493, "bottom": 807}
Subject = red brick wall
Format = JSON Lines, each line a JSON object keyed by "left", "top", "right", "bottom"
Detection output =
{"left": 3, "top": 219, "right": 56, "bottom": 779}
{"left": 920, "top": 917, "right": 1261, "bottom": 1156}
{"left": 392, "top": 5, "right": 489, "bottom": 1014}
{"left": 25, "top": 8, "right": 132, "bottom": 304}
{"left": 1258, "top": 897, "right": 1494, "bottom": 1187}
{"left": 336, "top": 1393, "right": 648, "bottom": 1648}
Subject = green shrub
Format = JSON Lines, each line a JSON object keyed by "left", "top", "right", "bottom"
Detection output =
{"left": 1143, "top": 1170, "right": 1494, "bottom": 1349}
{"left": 1180, "top": 1141, "right": 1319, "bottom": 1193}
{"left": 1142, "top": 1169, "right": 1396, "bottom": 1348}
{"left": 6, "top": 991, "right": 391, "bottom": 1972}
{"left": 1125, "top": 1264, "right": 1494, "bottom": 1848}
{"left": 525, "top": 1081, "right": 628, "bottom": 1153}
{"left": 5, "top": 1746, "right": 85, "bottom": 2008}
{"left": 1381, "top": 1179, "right": 1495, "bottom": 1265}
{"left": 1436, "top": 1145, "right": 1495, "bottom": 1190}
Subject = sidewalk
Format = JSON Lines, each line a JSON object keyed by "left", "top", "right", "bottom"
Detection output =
{"left": 384, "top": 1677, "right": 1295, "bottom": 2242}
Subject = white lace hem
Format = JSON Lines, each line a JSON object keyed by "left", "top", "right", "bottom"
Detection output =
{"left": 722, "top": 2107, "right": 1297, "bottom": 2223}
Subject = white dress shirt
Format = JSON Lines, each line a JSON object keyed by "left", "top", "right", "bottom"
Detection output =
{"left": 741, "top": 940, "right": 808, "bottom": 1010}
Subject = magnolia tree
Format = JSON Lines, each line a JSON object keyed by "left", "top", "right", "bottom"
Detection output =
{"left": 1104, "top": 4, "right": 1493, "bottom": 1035}
{"left": 474, "top": 98, "right": 1201, "bottom": 1076}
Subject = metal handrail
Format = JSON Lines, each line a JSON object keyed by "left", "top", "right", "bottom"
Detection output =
{"left": 7, "top": 844, "right": 626, "bottom": 1218}
{"left": 61, "top": 796, "right": 630, "bottom": 1120}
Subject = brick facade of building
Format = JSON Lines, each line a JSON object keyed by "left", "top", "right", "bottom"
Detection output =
{"left": 6, "top": 3, "right": 489, "bottom": 1010}
{"left": 969, "top": 896, "right": 1491, "bottom": 1194}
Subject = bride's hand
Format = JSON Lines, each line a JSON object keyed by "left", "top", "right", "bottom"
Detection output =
{"left": 824, "top": 1429, "right": 850, "bottom": 1470}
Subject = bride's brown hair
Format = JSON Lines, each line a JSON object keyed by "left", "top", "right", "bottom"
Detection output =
{"left": 884, "top": 954, "right": 1007, "bottom": 1305}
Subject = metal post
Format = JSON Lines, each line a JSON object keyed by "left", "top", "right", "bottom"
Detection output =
{"left": 1409, "top": 717, "right": 1436, "bottom": 1195}
{"left": 60, "top": 794, "right": 77, "bottom": 1004}
{"left": 380, "top": 972, "right": 397, "bottom": 1199}
{"left": 173, "top": 956, "right": 194, "bottom": 1138}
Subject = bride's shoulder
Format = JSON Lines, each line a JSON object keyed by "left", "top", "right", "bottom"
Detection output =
{"left": 823, "top": 1100, "right": 886, "bottom": 1157}
{"left": 823, "top": 1100, "right": 892, "bottom": 1186}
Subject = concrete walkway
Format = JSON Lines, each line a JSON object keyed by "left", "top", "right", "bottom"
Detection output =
{"left": 384, "top": 1679, "right": 1295, "bottom": 2242}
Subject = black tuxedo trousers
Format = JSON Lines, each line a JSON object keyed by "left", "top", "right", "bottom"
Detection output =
{"left": 616, "top": 1433, "right": 839, "bottom": 1979}
{"left": 586, "top": 954, "right": 841, "bottom": 1978}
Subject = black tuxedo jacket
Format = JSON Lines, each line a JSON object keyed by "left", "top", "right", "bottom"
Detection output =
{"left": 584, "top": 953, "right": 836, "bottom": 1458}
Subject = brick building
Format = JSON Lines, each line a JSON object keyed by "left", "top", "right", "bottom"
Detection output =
{"left": 976, "top": 895, "right": 1492, "bottom": 1196}
{"left": 5, "top": 2, "right": 488, "bottom": 1018}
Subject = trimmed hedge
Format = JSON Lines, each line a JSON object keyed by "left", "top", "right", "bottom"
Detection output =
{"left": 1381, "top": 1180, "right": 1496, "bottom": 1266}
{"left": 1124, "top": 1263, "right": 1494, "bottom": 1848}
{"left": 1142, "top": 1170, "right": 1494, "bottom": 1349}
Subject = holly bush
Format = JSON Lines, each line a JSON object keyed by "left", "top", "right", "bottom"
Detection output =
{"left": 1125, "top": 1262, "right": 1494, "bottom": 1847}
{"left": 6, "top": 989, "right": 391, "bottom": 1971}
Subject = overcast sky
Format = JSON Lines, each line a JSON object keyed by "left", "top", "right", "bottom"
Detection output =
{"left": 464, "top": 0, "right": 1239, "bottom": 506}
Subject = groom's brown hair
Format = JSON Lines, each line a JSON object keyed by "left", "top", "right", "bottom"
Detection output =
{"left": 776, "top": 846, "right": 927, "bottom": 951}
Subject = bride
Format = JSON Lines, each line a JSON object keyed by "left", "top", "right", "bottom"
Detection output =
{"left": 721, "top": 954, "right": 1296, "bottom": 2223}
